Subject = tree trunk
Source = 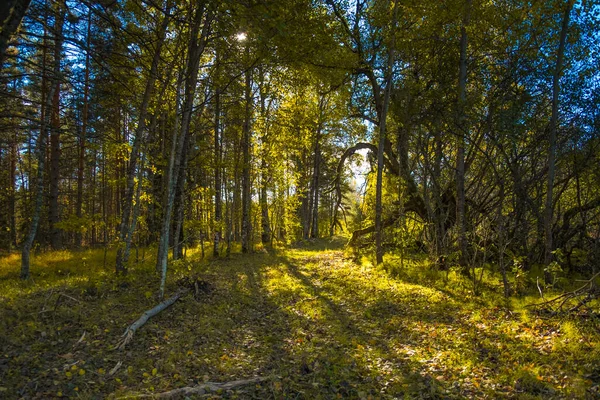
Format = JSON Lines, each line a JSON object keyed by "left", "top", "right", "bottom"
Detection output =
{"left": 0, "top": 0, "right": 32, "bottom": 66}
{"left": 21, "top": 5, "right": 59, "bottom": 278}
{"left": 544, "top": 0, "right": 573, "bottom": 282}
{"left": 157, "top": 2, "right": 212, "bottom": 298}
{"left": 116, "top": 3, "right": 170, "bottom": 274}
{"left": 241, "top": 46, "right": 252, "bottom": 253}
{"left": 75, "top": 10, "right": 91, "bottom": 247}
{"left": 48, "top": 2, "right": 64, "bottom": 250}
{"left": 172, "top": 129, "right": 191, "bottom": 260}
{"left": 258, "top": 70, "right": 271, "bottom": 245}
{"left": 9, "top": 133, "right": 17, "bottom": 250}
{"left": 456, "top": 0, "right": 472, "bottom": 272}
{"left": 260, "top": 157, "right": 270, "bottom": 244}
{"left": 213, "top": 83, "right": 222, "bottom": 256}
{"left": 310, "top": 128, "right": 320, "bottom": 239}
{"left": 374, "top": 0, "right": 398, "bottom": 265}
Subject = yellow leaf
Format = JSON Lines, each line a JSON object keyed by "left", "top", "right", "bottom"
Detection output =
{"left": 152, "top": 368, "right": 158, "bottom": 376}
{"left": 65, "top": 371, "right": 72, "bottom": 378}
{"left": 78, "top": 369, "right": 85, "bottom": 376}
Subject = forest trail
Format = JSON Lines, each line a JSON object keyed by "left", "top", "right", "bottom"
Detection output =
{"left": 0, "top": 240, "right": 598, "bottom": 399}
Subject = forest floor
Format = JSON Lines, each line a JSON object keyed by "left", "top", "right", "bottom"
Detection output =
{"left": 1, "top": 238, "right": 600, "bottom": 399}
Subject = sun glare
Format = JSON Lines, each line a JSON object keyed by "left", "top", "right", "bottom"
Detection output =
{"left": 235, "top": 32, "right": 247, "bottom": 42}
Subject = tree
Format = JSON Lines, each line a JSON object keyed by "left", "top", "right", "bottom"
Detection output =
{"left": 0, "top": 0, "right": 32, "bottom": 65}
{"left": 544, "top": 0, "right": 574, "bottom": 281}
{"left": 157, "top": 0, "right": 213, "bottom": 298}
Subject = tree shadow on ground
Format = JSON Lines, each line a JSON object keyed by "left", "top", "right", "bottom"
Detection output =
{"left": 0, "top": 243, "right": 595, "bottom": 399}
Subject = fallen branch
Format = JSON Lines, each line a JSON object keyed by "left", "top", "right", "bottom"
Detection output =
{"left": 122, "top": 376, "right": 268, "bottom": 399}
{"left": 114, "top": 288, "right": 190, "bottom": 350}
{"left": 527, "top": 271, "right": 600, "bottom": 314}
{"left": 348, "top": 209, "right": 402, "bottom": 247}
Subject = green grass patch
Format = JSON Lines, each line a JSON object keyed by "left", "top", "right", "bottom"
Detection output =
{"left": 0, "top": 239, "right": 599, "bottom": 398}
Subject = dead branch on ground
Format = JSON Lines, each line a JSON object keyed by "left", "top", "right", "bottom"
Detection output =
{"left": 114, "top": 288, "right": 190, "bottom": 350}
{"left": 527, "top": 271, "right": 600, "bottom": 315}
{"left": 121, "top": 376, "right": 268, "bottom": 399}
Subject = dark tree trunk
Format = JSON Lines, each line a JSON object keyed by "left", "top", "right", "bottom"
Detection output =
{"left": 310, "top": 129, "right": 320, "bottom": 239}
{"left": 213, "top": 83, "right": 222, "bottom": 256}
{"left": 0, "top": 0, "right": 32, "bottom": 66}
{"left": 260, "top": 157, "right": 270, "bottom": 244}
{"left": 456, "top": 0, "right": 472, "bottom": 272}
{"left": 374, "top": 1, "right": 397, "bottom": 264}
{"left": 172, "top": 127, "right": 191, "bottom": 260}
{"left": 241, "top": 52, "right": 252, "bottom": 253}
{"left": 21, "top": 4, "right": 59, "bottom": 278}
{"left": 48, "top": 3, "right": 64, "bottom": 250}
{"left": 544, "top": 0, "right": 573, "bottom": 281}
{"left": 157, "top": 2, "right": 212, "bottom": 298}
{"left": 116, "top": 4, "right": 170, "bottom": 274}
{"left": 75, "top": 10, "right": 91, "bottom": 247}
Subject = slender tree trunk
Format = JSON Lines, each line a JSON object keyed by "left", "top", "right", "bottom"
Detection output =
{"left": 9, "top": 133, "right": 17, "bottom": 250}
{"left": 213, "top": 83, "right": 222, "bottom": 256}
{"left": 123, "top": 154, "right": 145, "bottom": 267}
{"left": 116, "top": 4, "right": 170, "bottom": 274}
{"left": 48, "top": 2, "right": 64, "bottom": 250}
{"left": 260, "top": 157, "right": 270, "bottom": 244}
{"left": 173, "top": 128, "right": 191, "bottom": 260}
{"left": 157, "top": 71, "right": 182, "bottom": 275}
{"left": 544, "top": 0, "right": 573, "bottom": 281}
{"left": 374, "top": 0, "right": 397, "bottom": 264}
{"left": 456, "top": 0, "right": 472, "bottom": 272}
{"left": 75, "top": 10, "right": 91, "bottom": 247}
{"left": 157, "top": 2, "right": 211, "bottom": 298}
{"left": 21, "top": 5, "right": 60, "bottom": 278}
{"left": 497, "top": 182, "right": 510, "bottom": 297}
{"left": 432, "top": 118, "right": 444, "bottom": 256}
{"left": 310, "top": 129, "right": 320, "bottom": 239}
{"left": 241, "top": 47, "right": 252, "bottom": 253}
{"left": 258, "top": 71, "right": 271, "bottom": 245}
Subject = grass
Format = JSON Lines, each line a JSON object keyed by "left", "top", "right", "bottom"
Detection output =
{"left": 0, "top": 238, "right": 599, "bottom": 399}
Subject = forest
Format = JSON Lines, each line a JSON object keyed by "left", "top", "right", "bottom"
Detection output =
{"left": 1, "top": 0, "right": 600, "bottom": 398}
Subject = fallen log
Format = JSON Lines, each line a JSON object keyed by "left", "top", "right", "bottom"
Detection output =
{"left": 122, "top": 376, "right": 268, "bottom": 399}
{"left": 114, "top": 288, "right": 190, "bottom": 350}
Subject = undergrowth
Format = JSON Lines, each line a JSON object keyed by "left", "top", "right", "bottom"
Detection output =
{"left": 0, "top": 238, "right": 599, "bottom": 399}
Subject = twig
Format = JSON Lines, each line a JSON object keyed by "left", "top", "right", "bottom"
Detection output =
{"left": 109, "top": 361, "right": 123, "bottom": 376}
{"left": 73, "top": 331, "right": 86, "bottom": 348}
{"left": 536, "top": 276, "right": 544, "bottom": 299}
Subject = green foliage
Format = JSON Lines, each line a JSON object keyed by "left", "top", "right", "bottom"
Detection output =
{"left": 54, "top": 214, "right": 92, "bottom": 234}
